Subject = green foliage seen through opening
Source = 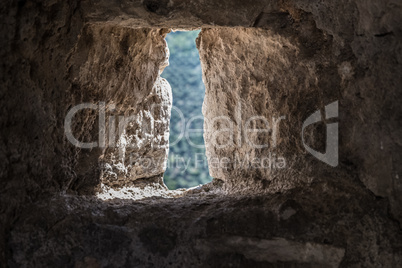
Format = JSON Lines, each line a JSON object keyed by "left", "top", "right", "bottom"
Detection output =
{"left": 161, "top": 30, "right": 213, "bottom": 189}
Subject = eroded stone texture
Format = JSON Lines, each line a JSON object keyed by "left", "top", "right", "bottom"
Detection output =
{"left": 67, "top": 24, "right": 171, "bottom": 190}
{"left": 290, "top": 0, "right": 402, "bottom": 237}
{"left": 198, "top": 2, "right": 402, "bottom": 223}
{"left": 67, "top": 26, "right": 173, "bottom": 197}
{"left": 1, "top": 0, "right": 402, "bottom": 266}
{"left": 198, "top": 24, "right": 341, "bottom": 193}
{"left": 7, "top": 179, "right": 402, "bottom": 267}
{"left": 80, "top": 0, "right": 281, "bottom": 29}
{"left": 101, "top": 76, "right": 172, "bottom": 186}
{"left": 196, "top": 237, "right": 345, "bottom": 267}
{"left": 0, "top": 2, "right": 172, "bottom": 262}
{"left": 1, "top": 1, "right": 85, "bottom": 262}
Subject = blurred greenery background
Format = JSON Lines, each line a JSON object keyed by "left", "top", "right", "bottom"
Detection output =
{"left": 161, "top": 30, "right": 213, "bottom": 189}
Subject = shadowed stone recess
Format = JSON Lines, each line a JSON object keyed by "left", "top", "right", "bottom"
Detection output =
{"left": 1, "top": 0, "right": 401, "bottom": 266}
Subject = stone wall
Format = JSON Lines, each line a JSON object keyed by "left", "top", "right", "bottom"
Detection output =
{"left": 292, "top": 0, "right": 402, "bottom": 232}
{"left": 1, "top": 1, "right": 171, "bottom": 261}
{"left": 198, "top": 23, "right": 338, "bottom": 193}
{"left": 198, "top": 0, "right": 402, "bottom": 223}
{"left": 1, "top": 0, "right": 401, "bottom": 266}
{"left": 67, "top": 24, "right": 171, "bottom": 191}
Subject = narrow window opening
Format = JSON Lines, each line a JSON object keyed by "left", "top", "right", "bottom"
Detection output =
{"left": 162, "top": 30, "right": 213, "bottom": 190}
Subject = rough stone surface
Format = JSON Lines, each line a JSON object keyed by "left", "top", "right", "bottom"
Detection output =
{"left": 0, "top": 1, "right": 172, "bottom": 262}
{"left": 291, "top": 0, "right": 402, "bottom": 238}
{"left": 198, "top": 25, "right": 338, "bottom": 193}
{"left": 80, "top": 0, "right": 281, "bottom": 28}
{"left": 67, "top": 24, "right": 172, "bottom": 190}
{"left": 1, "top": 0, "right": 402, "bottom": 266}
{"left": 7, "top": 180, "right": 402, "bottom": 267}
{"left": 198, "top": 2, "right": 402, "bottom": 223}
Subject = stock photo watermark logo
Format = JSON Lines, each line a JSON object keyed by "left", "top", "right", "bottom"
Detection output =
{"left": 64, "top": 101, "right": 339, "bottom": 170}
{"left": 302, "top": 101, "right": 339, "bottom": 167}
